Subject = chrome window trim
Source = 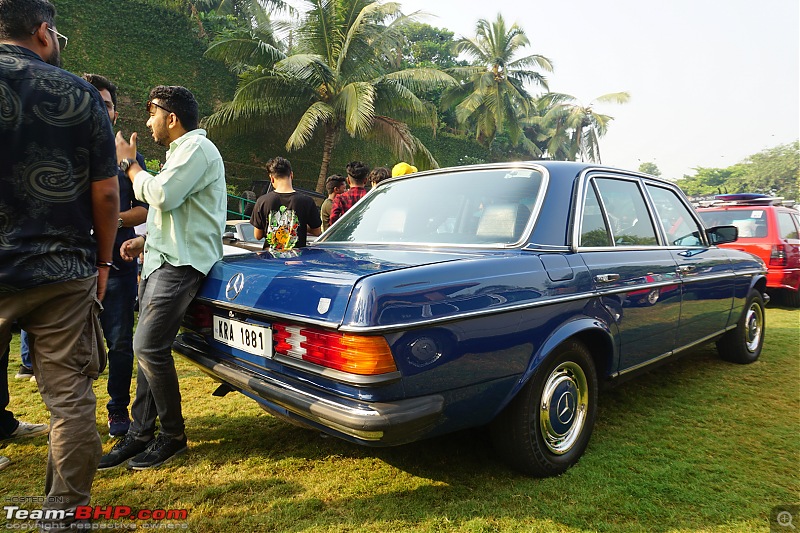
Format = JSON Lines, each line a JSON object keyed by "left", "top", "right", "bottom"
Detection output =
{"left": 573, "top": 169, "right": 709, "bottom": 251}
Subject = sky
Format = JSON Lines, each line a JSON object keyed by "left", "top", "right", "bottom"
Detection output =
{"left": 284, "top": 0, "right": 800, "bottom": 180}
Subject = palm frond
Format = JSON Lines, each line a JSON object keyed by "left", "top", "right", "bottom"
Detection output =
{"left": 507, "top": 53, "right": 554, "bottom": 73}
{"left": 373, "top": 81, "right": 436, "bottom": 127}
{"left": 275, "top": 54, "right": 337, "bottom": 90}
{"left": 286, "top": 101, "right": 335, "bottom": 150}
{"left": 381, "top": 68, "right": 459, "bottom": 93}
{"left": 203, "top": 100, "right": 296, "bottom": 137}
{"left": 233, "top": 71, "right": 315, "bottom": 102}
{"left": 592, "top": 91, "right": 631, "bottom": 105}
{"left": 337, "top": 81, "right": 376, "bottom": 137}
{"left": 366, "top": 116, "right": 438, "bottom": 170}
{"left": 205, "top": 34, "right": 286, "bottom": 69}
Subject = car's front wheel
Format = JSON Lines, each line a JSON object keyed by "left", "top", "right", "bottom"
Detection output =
{"left": 717, "top": 288, "right": 765, "bottom": 364}
{"left": 491, "top": 340, "right": 598, "bottom": 477}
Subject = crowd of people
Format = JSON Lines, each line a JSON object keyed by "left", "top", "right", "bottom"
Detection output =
{"left": 0, "top": 0, "right": 420, "bottom": 528}
{"left": 248, "top": 159, "right": 417, "bottom": 248}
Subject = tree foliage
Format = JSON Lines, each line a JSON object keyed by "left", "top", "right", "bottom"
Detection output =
{"left": 534, "top": 92, "right": 630, "bottom": 162}
{"left": 638, "top": 162, "right": 661, "bottom": 177}
{"left": 677, "top": 142, "right": 799, "bottom": 199}
{"left": 442, "top": 13, "right": 552, "bottom": 153}
{"left": 204, "top": 0, "right": 458, "bottom": 192}
{"left": 399, "top": 22, "right": 461, "bottom": 70}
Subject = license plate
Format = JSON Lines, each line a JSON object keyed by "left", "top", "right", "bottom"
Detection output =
{"left": 213, "top": 316, "right": 272, "bottom": 357}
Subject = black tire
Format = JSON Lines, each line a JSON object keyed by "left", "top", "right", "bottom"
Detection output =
{"left": 716, "top": 289, "right": 766, "bottom": 364}
{"left": 490, "top": 339, "right": 598, "bottom": 477}
{"left": 784, "top": 287, "right": 800, "bottom": 308}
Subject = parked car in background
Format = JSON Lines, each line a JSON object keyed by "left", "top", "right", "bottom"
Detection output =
{"left": 222, "top": 220, "right": 263, "bottom": 252}
{"left": 698, "top": 194, "right": 800, "bottom": 306}
{"left": 175, "top": 162, "right": 767, "bottom": 477}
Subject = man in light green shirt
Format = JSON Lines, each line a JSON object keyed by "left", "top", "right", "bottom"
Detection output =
{"left": 99, "top": 85, "right": 226, "bottom": 471}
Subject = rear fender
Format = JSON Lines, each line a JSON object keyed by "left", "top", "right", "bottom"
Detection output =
{"left": 491, "top": 317, "right": 615, "bottom": 417}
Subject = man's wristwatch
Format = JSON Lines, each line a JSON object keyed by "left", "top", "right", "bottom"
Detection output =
{"left": 118, "top": 217, "right": 124, "bottom": 229}
{"left": 119, "top": 158, "right": 136, "bottom": 173}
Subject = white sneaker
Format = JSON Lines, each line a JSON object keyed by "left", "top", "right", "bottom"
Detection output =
{"left": 0, "top": 456, "right": 10, "bottom": 471}
{"left": 9, "top": 422, "right": 49, "bottom": 439}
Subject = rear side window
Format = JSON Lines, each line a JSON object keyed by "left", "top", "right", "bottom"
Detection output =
{"left": 321, "top": 168, "right": 544, "bottom": 246}
{"left": 580, "top": 183, "right": 612, "bottom": 246}
{"left": 777, "top": 212, "right": 799, "bottom": 239}
{"left": 594, "top": 178, "right": 658, "bottom": 246}
{"left": 647, "top": 185, "right": 704, "bottom": 246}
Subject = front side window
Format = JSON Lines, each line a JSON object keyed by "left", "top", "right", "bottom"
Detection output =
{"left": 321, "top": 168, "right": 544, "bottom": 246}
{"left": 594, "top": 178, "right": 658, "bottom": 246}
{"left": 647, "top": 185, "right": 704, "bottom": 246}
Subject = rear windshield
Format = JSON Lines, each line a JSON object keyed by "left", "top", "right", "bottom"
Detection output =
{"left": 320, "top": 168, "right": 545, "bottom": 246}
{"left": 698, "top": 209, "right": 768, "bottom": 238}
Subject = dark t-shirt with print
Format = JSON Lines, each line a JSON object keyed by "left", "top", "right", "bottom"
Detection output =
{"left": 250, "top": 191, "right": 321, "bottom": 250}
{"left": 0, "top": 44, "right": 118, "bottom": 293}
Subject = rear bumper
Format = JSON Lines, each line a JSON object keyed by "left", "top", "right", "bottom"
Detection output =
{"left": 766, "top": 267, "right": 800, "bottom": 291}
{"left": 173, "top": 335, "right": 444, "bottom": 446}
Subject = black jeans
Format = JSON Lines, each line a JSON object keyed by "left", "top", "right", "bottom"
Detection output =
{"left": 129, "top": 264, "right": 204, "bottom": 440}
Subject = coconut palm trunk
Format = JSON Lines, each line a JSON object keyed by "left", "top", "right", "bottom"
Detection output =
{"left": 316, "top": 124, "right": 337, "bottom": 192}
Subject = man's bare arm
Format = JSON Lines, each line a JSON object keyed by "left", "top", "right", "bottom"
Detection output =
{"left": 120, "top": 205, "right": 148, "bottom": 227}
{"left": 92, "top": 176, "right": 120, "bottom": 300}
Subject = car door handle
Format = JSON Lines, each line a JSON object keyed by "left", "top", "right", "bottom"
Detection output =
{"left": 677, "top": 265, "right": 696, "bottom": 274}
{"left": 594, "top": 273, "right": 620, "bottom": 283}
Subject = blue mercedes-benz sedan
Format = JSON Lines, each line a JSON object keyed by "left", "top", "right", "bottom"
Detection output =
{"left": 174, "top": 161, "right": 767, "bottom": 476}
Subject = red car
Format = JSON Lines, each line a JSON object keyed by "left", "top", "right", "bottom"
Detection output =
{"left": 698, "top": 194, "right": 800, "bottom": 306}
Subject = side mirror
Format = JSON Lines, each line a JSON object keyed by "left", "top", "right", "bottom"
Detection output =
{"left": 706, "top": 225, "right": 738, "bottom": 245}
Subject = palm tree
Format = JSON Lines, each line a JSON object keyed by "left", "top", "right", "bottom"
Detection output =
{"left": 441, "top": 13, "right": 552, "bottom": 153}
{"left": 538, "top": 92, "right": 630, "bottom": 162}
{"left": 204, "top": 0, "right": 457, "bottom": 192}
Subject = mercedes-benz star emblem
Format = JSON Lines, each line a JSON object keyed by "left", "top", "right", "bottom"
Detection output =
{"left": 225, "top": 273, "right": 245, "bottom": 301}
{"left": 556, "top": 391, "right": 575, "bottom": 425}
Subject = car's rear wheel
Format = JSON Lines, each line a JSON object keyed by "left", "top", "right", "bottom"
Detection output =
{"left": 491, "top": 340, "right": 597, "bottom": 477}
{"left": 717, "top": 288, "right": 765, "bottom": 364}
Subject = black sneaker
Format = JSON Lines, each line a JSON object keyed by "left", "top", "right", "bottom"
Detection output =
{"left": 128, "top": 434, "right": 187, "bottom": 470}
{"left": 14, "top": 365, "right": 34, "bottom": 380}
{"left": 98, "top": 433, "right": 152, "bottom": 470}
{"left": 107, "top": 412, "right": 131, "bottom": 437}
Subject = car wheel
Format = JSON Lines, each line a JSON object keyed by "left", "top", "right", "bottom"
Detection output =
{"left": 784, "top": 287, "right": 800, "bottom": 308}
{"left": 716, "top": 289, "right": 765, "bottom": 364}
{"left": 646, "top": 288, "right": 660, "bottom": 305}
{"left": 491, "top": 339, "right": 597, "bottom": 477}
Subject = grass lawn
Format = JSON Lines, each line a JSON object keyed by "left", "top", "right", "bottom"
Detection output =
{"left": 2, "top": 306, "right": 798, "bottom": 532}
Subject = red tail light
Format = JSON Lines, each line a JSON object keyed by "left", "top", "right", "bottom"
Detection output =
{"left": 272, "top": 323, "right": 397, "bottom": 375}
{"left": 770, "top": 244, "right": 787, "bottom": 266}
{"left": 182, "top": 301, "right": 214, "bottom": 331}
